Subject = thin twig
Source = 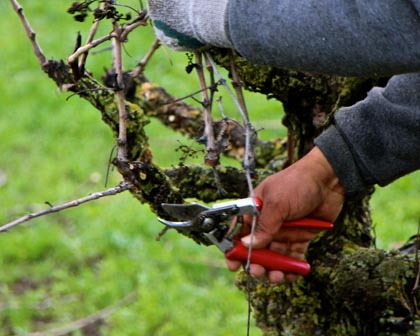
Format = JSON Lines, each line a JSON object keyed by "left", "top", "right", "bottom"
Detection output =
{"left": 204, "top": 53, "right": 217, "bottom": 111}
{"left": 0, "top": 182, "right": 132, "bottom": 233}
{"left": 205, "top": 52, "right": 258, "bottom": 336}
{"left": 229, "top": 50, "right": 249, "bottom": 121}
{"left": 228, "top": 52, "right": 258, "bottom": 336}
{"left": 67, "top": 33, "right": 114, "bottom": 65}
{"left": 228, "top": 51, "right": 257, "bottom": 174}
{"left": 78, "top": 18, "right": 101, "bottom": 72}
{"left": 205, "top": 53, "right": 256, "bottom": 182}
{"left": 216, "top": 96, "right": 227, "bottom": 119}
{"left": 204, "top": 53, "right": 227, "bottom": 194}
{"left": 163, "top": 81, "right": 221, "bottom": 106}
{"left": 205, "top": 53, "right": 247, "bottom": 125}
{"left": 119, "top": 15, "right": 149, "bottom": 42}
{"left": 131, "top": 39, "right": 161, "bottom": 76}
{"left": 112, "top": 21, "right": 128, "bottom": 160}
{"left": 205, "top": 51, "right": 257, "bottom": 176}
{"left": 195, "top": 51, "right": 219, "bottom": 167}
{"left": 28, "top": 291, "right": 138, "bottom": 336}
{"left": 10, "top": 0, "right": 46, "bottom": 66}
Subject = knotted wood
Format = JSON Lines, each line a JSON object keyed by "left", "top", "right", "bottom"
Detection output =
{"left": 42, "top": 50, "right": 420, "bottom": 335}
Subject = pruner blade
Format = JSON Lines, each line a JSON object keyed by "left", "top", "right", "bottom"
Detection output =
{"left": 157, "top": 196, "right": 335, "bottom": 277}
{"left": 158, "top": 197, "right": 261, "bottom": 233}
{"left": 160, "top": 202, "right": 210, "bottom": 221}
{"left": 157, "top": 217, "right": 194, "bottom": 230}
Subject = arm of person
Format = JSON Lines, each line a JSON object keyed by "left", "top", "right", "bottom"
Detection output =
{"left": 148, "top": 1, "right": 420, "bottom": 282}
{"left": 232, "top": 72, "right": 420, "bottom": 282}
{"left": 148, "top": 0, "right": 420, "bottom": 76}
{"left": 147, "top": 1, "right": 420, "bottom": 202}
{"left": 225, "top": 146, "right": 345, "bottom": 283}
{"left": 316, "top": 72, "right": 420, "bottom": 197}
{"left": 227, "top": 0, "right": 420, "bottom": 76}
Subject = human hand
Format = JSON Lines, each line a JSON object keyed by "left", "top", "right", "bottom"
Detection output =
{"left": 147, "top": 0, "right": 231, "bottom": 50}
{"left": 225, "top": 146, "right": 345, "bottom": 282}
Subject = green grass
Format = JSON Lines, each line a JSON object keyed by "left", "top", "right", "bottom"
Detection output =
{"left": 0, "top": 2, "right": 276, "bottom": 335}
{"left": 371, "top": 173, "right": 420, "bottom": 249}
{"left": 1, "top": 1, "right": 420, "bottom": 335}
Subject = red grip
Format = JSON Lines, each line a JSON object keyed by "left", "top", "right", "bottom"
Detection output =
{"left": 282, "top": 218, "right": 334, "bottom": 230}
{"left": 254, "top": 197, "right": 263, "bottom": 212}
{"left": 225, "top": 240, "right": 311, "bottom": 276}
{"left": 253, "top": 198, "right": 333, "bottom": 231}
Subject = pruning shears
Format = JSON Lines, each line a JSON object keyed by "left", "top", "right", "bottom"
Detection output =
{"left": 158, "top": 197, "right": 333, "bottom": 276}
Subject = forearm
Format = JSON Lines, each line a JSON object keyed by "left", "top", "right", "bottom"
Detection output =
{"left": 315, "top": 73, "right": 420, "bottom": 196}
{"left": 148, "top": 2, "right": 420, "bottom": 196}
{"left": 226, "top": 0, "right": 420, "bottom": 76}
{"left": 149, "top": 0, "right": 420, "bottom": 76}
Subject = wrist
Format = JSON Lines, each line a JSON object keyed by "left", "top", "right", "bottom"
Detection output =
{"left": 305, "top": 146, "right": 345, "bottom": 197}
{"left": 314, "top": 126, "right": 368, "bottom": 197}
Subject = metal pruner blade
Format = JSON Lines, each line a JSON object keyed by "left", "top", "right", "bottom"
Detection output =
{"left": 157, "top": 202, "right": 210, "bottom": 231}
{"left": 157, "top": 197, "right": 261, "bottom": 232}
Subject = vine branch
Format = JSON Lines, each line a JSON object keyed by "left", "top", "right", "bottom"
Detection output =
{"left": 111, "top": 22, "right": 129, "bottom": 159}
{"left": 119, "top": 14, "right": 148, "bottom": 41}
{"left": 67, "top": 32, "right": 114, "bottom": 65}
{"left": 28, "top": 291, "right": 138, "bottom": 336}
{"left": 131, "top": 38, "right": 161, "bottom": 76}
{"left": 10, "top": 0, "right": 46, "bottom": 66}
{"left": 78, "top": 17, "right": 101, "bottom": 71}
{"left": 0, "top": 182, "right": 132, "bottom": 233}
{"left": 195, "top": 51, "right": 218, "bottom": 167}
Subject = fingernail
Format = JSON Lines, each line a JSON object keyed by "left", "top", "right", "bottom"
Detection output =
{"left": 241, "top": 236, "right": 251, "bottom": 246}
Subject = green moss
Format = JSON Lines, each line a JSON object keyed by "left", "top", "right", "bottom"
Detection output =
{"left": 40, "top": 45, "right": 418, "bottom": 336}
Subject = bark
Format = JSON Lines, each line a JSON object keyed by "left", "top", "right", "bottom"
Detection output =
{"left": 210, "top": 50, "right": 420, "bottom": 335}
{"left": 41, "top": 49, "right": 420, "bottom": 334}
{"left": 42, "top": 60, "right": 268, "bottom": 244}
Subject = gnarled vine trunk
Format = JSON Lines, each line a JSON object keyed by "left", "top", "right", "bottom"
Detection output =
{"left": 211, "top": 51, "right": 419, "bottom": 335}
{"left": 42, "top": 47, "right": 420, "bottom": 335}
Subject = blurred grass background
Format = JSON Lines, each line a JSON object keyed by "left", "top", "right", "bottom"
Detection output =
{"left": 1, "top": 1, "right": 420, "bottom": 335}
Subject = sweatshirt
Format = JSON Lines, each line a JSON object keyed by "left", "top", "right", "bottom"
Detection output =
{"left": 224, "top": 0, "right": 420, "bottom": 196}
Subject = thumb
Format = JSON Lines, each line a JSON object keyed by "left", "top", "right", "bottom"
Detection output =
{"left": 241, "top": 230, "right": 273, "bottom": 249}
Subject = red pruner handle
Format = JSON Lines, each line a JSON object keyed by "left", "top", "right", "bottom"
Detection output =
{"left": 253, "top": 197, "right": 263, "bottom": 212}
{"left": 225, "top": 239, "right": 311, "bottom": 276}
{"left": 251, "top": 200, "right": 333, "bottom": 231}
{"left": 282, "top": 218, "right": 334, "bottom": 230}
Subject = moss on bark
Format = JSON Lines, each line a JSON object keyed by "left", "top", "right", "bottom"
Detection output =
{"left": 209, "top": 51, "right": 420, "bottom": 335}
{"left": 42, "top": 51, "right": 420, "bottom": 335}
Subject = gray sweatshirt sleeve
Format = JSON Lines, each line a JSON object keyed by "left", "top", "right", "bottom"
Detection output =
{"left": 315, "top": 73, "right": 420, "bottom": 196}
{"left": 227, "top": 0, "right": 420, "bottom": 77}
{"left": 225, "top": 1, "right": 420, "bottom": 195}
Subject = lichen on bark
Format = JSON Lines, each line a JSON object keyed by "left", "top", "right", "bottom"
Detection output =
{"left": 42, "top": 48, "right": 420, "bottom": 335}
{"left": 18, "top": 2, "right": 420, "bottom": 334}
{"left": 209, "top": 50, "right": 420, "bottom": 335}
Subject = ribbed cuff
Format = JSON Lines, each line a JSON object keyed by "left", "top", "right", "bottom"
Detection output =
{"left": 314, "top": 126, "right": 368, "bottom": 198}
{"left": 192, "top": 0, "right": 232, "bottom": 48}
